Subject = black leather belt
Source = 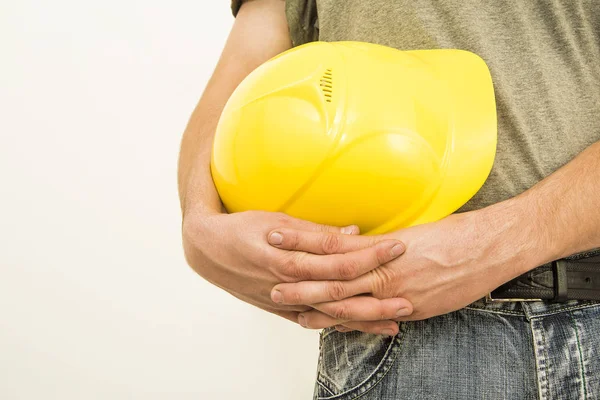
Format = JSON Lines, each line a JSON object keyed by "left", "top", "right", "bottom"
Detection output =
{"left": 486, "top": 248, "right": 600, "bottom": 302}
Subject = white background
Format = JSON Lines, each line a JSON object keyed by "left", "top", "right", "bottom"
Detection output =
{"left": 0, "top": 1, "right": 320, "bottom": 399}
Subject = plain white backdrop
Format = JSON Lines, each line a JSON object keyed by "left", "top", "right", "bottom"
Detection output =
{"left": 0, "top": 1, "right": 320, "bottom": 399}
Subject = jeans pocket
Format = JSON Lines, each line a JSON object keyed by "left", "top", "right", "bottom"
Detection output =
{"left": 314, "top": 324, "right": 403, "bottom": 400}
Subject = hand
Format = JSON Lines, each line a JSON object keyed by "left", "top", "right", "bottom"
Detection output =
{"left": 269, "top": 208, "right": 534, "bottom": 324}
{"left": 182, "top": 208, "right": 411, "bottom": 325}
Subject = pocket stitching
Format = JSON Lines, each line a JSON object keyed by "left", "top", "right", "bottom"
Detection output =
{"left": 316, "top": 380, "right": 336, "bottom": 397}
{"left": 316, "top": 323, "right": 406, "bottom": 400}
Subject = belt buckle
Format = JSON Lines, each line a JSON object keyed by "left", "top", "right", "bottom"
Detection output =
{"left": 485, "top": 293, "right": 542, "bottom": 303}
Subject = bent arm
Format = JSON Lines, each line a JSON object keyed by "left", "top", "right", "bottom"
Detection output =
{"left": 493, "top": 139, "right": 600, "bottom": 268}
{"left": 178, "top": 0, "right": 291, "bottom": 215}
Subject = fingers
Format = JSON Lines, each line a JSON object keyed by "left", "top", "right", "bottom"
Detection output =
{"left": 296, "top": 303, "right": 403, "bottom": 336}
{"left": 268, "top": 228, "right": 376, "bottom": 254}
{"left": 311, "top": 296, "right": 413, "bottom": 322}
{"left": 341, "top": 225, "right": 360, "bottom": 235}
{"left": 336, "top": 321, "right": 400, "bottom": 336}
{"left": 272, "top": 275, "right": 370, "bottom": 305}
{"left": 275, "top": 239, "right": 404, "bottom": 282}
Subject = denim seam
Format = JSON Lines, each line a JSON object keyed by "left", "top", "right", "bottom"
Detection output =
{"left": 540, "top": 323, "right": 552, "bottom": 399}
{"left": 321, "top": 327, "right": 336, "bottom": 341}
{"left": 569, "top": 311, "right": 588, "bottom": 399}
{"left": 316, "top": 324, "right": 405, "bottom": 400}
{"left": 463, "top": 306, "right": 524, "bottom": 316}
{"left": 318, "top": 347, "right": 342, "bottom": 394}
{"left": 501, "top": 326, "right": 508, "bottom": 398}
{"left": 317, "top": 376, "right": 339, "bottom": 398}
{"left": 526, "top": 303, "right": 600, "bottom": 319}
{"left": 317, "top": 380, "right": 336, "bottom": 397}
{"left": 531, "top": 319, "right": 549, "bottom": 400}
{"left": 318, "top": 330, "right": 342, "bottom": 395}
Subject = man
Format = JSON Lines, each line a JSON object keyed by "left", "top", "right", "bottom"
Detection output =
{"left": 178, "top": 0, "right": 600, "bottom": 398}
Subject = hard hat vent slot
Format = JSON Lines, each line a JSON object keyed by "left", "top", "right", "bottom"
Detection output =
{"left": 320, "top": 69, "right": 333, "bottom": 103}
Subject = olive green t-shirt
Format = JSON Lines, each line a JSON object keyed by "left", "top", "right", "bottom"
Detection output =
{"left": 231, "top": 0, "right": 600, "bottom": 213}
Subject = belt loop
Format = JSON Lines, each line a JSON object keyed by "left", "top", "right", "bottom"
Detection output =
{"left": 552, "top": 259, "right": 568, "bottom": 302}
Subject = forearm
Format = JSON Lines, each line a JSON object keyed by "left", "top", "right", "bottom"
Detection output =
{"left": 177, "top": 0, "right": 291, "bottom": 215}
{"left": 486, "top": 140, "right": 600, "bottom": 271}
{"left": 177, "top": 85, "right": 227, "bottom": 216}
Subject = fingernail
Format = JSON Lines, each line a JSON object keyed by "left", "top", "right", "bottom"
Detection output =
{"left": 271, "top": 290, "right": 283, "bottom": 304}
{"left": 298, "top": 314, "right": 307, "bottom": 327}
{"left": 335, "top": 325, "right": 348, "bottom": 332}
{"left": 381, "top": 329, "right": 395, "bottom": 336}
{"left": 390, "top": 243, "right": 405, "bottom": 257}
{"left": 269, "top": 232, "right": 283, "bottom": 245}
{"left": 396, "top": 308, "right": 411, "bottom": 317}
{"left": 341, "top": 226, "right": 353, "bottom": 234}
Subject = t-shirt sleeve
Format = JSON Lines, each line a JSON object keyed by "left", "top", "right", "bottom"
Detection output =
{"left": 231, "top": 0, "right": 242, "bottom": 17}
{"left": 230, "top": 0, "right": 318, "bottom": 46}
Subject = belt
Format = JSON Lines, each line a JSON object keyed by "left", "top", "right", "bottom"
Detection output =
{"left": 486, "top": 248, "right": 600, "bottom": 302}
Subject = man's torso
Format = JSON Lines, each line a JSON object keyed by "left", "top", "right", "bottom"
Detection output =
{"left": 285, "top": 0, "right": 600, "bottom": 211}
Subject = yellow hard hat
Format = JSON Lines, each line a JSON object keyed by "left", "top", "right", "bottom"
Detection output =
{"left": 211, "top": 41, "right": 497, "bottom": 234}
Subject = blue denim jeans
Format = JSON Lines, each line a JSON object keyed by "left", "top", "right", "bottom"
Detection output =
{"left": 313, "top": 299, "right": 600, "bottom": 399}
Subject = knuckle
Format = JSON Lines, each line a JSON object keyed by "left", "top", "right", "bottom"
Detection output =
{"left": 322, "top": 233, "right": 341, "bottom": 254}
{"left": 288, "top": 291, "right": 302, "bottom": 304}
{"left": 332, "top": 305, "right": 350, "bottom": 320}
{"left": 327, "top": 281, "right": 347, "bottom": 301}
{"left": 338, "top": 258, "right": 360, "bottom": 280}
{"left": 370, "top": 267, "right": 396, "bottom": 296}
{"left": 377, "top": 304, "right": 387, "bottom": 320}
{"left": 367, "top": 235, "right": 381, "bottom": 248}
{"left": 275, "top": 212, "right": 291, "bottom": 225}
{"left": 281, "top": 253, "right": 310, "bottom": 280}
{"left": 289, "top": 264, "right": 305, "bottom": 281}
{"left": 270, "top": 261, "right": 291, "bottom": 282}
{"left": 279, "top": 256, "right": 294, "bottom": 277}
{"left": 288, "top": 231, "right": 301, "bottom": 250}
{"left": 316, "top": 223, "right": 331, "bottom": 233}
{"left": 375, "top": 244, "right": 391, "bottom": 265}
{"left": 280, "top": 255, "right": 299, "bottom": 278}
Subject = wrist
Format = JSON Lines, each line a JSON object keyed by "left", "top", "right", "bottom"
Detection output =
{"left": 471, "top": 197, "right": 547, "bottom": 276}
